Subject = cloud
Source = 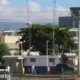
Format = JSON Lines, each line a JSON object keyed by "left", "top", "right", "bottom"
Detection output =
{"left": 0, "top": 0, "right": 10, "bottom": 5}
{"left": 0, "top": 1, "right": 70, "bottom": 24}
{"left": 57, "top": 5, "right": 69, "bottom": 11}
{"left": 56, "top": 5, "right": 70, "bottom": 16}
{"left": 28, "top": 2, "right": 40, "bottom": 12}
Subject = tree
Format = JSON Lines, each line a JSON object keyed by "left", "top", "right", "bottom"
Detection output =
{"left": 19, "top": 24, "right": 53, "bottom": 55}
{"left": 54, "top": 27, "right": 75, "bottom": 52}
{"left": 0, "top": 43, "right": 11, "bottom": 63}
{"left": 18, "top": 24, "right": 75, "bottom": 55}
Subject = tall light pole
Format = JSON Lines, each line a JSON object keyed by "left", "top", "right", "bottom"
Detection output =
{"left": 78, "top": 11, "right": 80, "bottom": 76}
{"left": 26, "top": 0, "right": 29, "bottom": 22}
{"left": 26, "top": 0, "right": 32, "bottom": 53}
{"left": 28, "top": 21, "right": 32, "bottom": 51}
{"left": 46, "top": 40, "right": 49, "bottom": 67}
{"left": 52, "top": 0, "right": 56, "bottom": 55}
{"left": 20, "top": 42, "right": 23, "bottom": 55}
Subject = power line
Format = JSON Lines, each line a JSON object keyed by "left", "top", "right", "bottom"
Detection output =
{"left": 0, "top": 11, "right": 70, "bottom": 13}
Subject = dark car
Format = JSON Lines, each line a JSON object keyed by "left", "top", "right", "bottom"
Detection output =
{"left": 55, "top": 63, "right": 74, "bottom": 74}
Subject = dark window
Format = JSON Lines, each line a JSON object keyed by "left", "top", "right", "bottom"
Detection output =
{"left": 71, "top": 31, "right": 76, "bottom": 37}
{"left": 49, "top": 58, "right": 55, "bottom": 62}
{"left": 30, "top": 58, "right": 36, "bottom": 62}
{"left": 77, "top": 31, "right": 78, "bottom": 37}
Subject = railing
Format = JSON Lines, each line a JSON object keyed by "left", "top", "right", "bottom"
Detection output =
{"left": 0, "top": 66, "right": 78, "bottom": 80}
{"left": 10, "top": 71, "right": 78, "bottom": 80}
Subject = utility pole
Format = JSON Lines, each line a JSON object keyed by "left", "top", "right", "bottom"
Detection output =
{"left": 78, "top": 11, "right": 80, "bottom": 76}
{"left": 46, "top": 40, "right": 49, "bottom": 67}
{"left": 28, "top": 21, "right": 32, "bottom": 51}
{"left": 52, "top": 0, "right": 56, "bottom": 55}
{"left": 26, "top": 0, "right": 29, "bottom": 22}
{"left": 26, "top": 0, "right": 32, "bottom": 53}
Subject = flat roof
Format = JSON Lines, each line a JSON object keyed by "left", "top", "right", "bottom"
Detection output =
{"left": 23, "top": 55, "right": 61, "bottom": 58}
{"left": 64, "top": 53, "right": 77, "bottom": 56}
{"left": 69, "top": 28, "right": 78, "bottom": 31}
{"left": 70, "top": 7, "right": 80, "bottom": 9}
{"left": 2, "top": 55, "right": 23, "bottom": 59}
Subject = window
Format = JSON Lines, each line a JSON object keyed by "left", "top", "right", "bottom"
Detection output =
{"left": 77, "top": 31, "right": 78, "bottom": 37}
{"left": 49, "top": 58, "right": 55, "bottom": 62}
{"left": 30, "top": 58, "right": 36, "bottom": 62}
{"left": 71, "top": 31, "right": 76, "bottom": 37}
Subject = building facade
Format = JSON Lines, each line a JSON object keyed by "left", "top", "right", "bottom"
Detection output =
{"left": 69, "top": 28, "right": 78, "bottom": 43}
{"left": 59, "top": 7, "right": 80, "bottom": 28}
{"left": 59, "top": 16, "right": 78, "bottom": 28}
{"left": 0, "top": 28, "right": 78, "bottom": 55}
{"left": 0, "top": 30, "right": 21, "bottom": 55}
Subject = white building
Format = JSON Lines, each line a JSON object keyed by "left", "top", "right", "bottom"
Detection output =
{"left": 69, "top": 28, "right": 78, "bottom": 43}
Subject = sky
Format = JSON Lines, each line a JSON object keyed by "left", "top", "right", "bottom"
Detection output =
{"left": 8, "top": 0, "right": 80, "bottom": 8}
{"left": 0, "top": 0, "right": 80, "bottom": 23}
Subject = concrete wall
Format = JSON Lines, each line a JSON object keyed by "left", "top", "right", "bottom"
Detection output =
{"left": 3, "top": 36, "right": 21, "bottom": 55}
{"left": 4, "top": 36, "right": 21, "bottom": 43}
{"left": 4, "top": 58, "right": 22, "bottom": 76}
{"left": 24, "top": 56, "right": 61, "bottom": 67}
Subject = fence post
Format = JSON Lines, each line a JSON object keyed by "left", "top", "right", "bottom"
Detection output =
{"left": 4, "top": 66, "right": 5, "bottom": 79}
{"left": 62, "top": 68, "right": 64, "bottom": 80}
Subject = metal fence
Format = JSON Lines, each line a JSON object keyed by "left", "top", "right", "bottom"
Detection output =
{"left": 0, "top": 73, "right": 78, "bottom": 80}
{"left": 10, "top": 71, "right": 78, "bottom": 80}
{"left": 0, "top": 66, "right": 78, "bottom": 80}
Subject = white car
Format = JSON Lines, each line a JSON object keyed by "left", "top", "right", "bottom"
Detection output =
{"left": 0, "top": 66, "right": 11, "bottom": 80}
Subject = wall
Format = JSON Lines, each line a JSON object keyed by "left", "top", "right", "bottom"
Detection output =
{"left": 23, "top": 56, "right": 61, "bottom": 67}
{"left": 4, "top": 58, "right": 22, "bottom": 76}
{"left": 3, "top": 36, "right": 21, "bottom": 55}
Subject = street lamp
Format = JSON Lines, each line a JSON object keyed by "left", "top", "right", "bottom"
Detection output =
{"left": 20, "top": 41, "right": 26, "bottom": 55}
{"left": 46, "top": 40, "right": 49, "bottom": 67}
{"left": 20, "top": 42, "right": 23, "bottom": 55}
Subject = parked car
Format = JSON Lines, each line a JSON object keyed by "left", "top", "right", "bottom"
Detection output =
{"left": 0, "top": 66, "right": 11, "bottom": 80}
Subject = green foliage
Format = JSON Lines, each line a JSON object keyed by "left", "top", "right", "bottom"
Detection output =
{"left": 19, "top": 24, "right": 53, "bottom": 55}
{"left": 0, "top": 43, "right": 11, "bottom": 63}
{"left": 54, "top": 27, "right": 75, "bottom": 52}
{"left": 54, "top": 27, "right": 73, "bottom": 45}
{"left": 19, "top": 24, "right": 76, "bottom": 55}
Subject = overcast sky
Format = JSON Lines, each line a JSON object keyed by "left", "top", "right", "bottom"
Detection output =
{"left": 0, "top": 0, "right": 79, "bottom": 23}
